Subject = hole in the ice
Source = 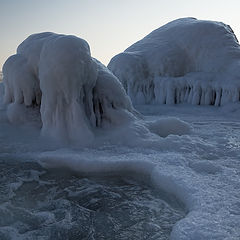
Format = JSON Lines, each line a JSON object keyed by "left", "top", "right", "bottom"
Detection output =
{"left": 0, "top": 160, "right": 186, "bottom": 240}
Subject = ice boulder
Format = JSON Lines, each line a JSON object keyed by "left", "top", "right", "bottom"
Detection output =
{"left": 108, "top": 18, "right": 240, "bottom": 106}
{"left": 2, "top": 32, "right": 137, "bottom": 143}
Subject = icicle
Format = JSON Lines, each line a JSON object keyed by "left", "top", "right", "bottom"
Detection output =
{"left": 214, "top": 88, "right": 222, "bottom": 106}
{"left": 192, "top": 85, "right": 201, "bottom": 105}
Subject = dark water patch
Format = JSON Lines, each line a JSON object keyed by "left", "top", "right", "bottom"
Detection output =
{"left": 0, "top": 159, "right": 185, "bottom": 240}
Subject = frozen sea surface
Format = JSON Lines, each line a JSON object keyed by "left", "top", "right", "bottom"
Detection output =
{"left": 0, "top": 158, "right": 184, "bottom": 240}
{"left": 0, "top": 103, "right": 240, "bottom": 239}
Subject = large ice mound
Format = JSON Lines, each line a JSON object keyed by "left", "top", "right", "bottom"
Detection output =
{"left": 108, "top": 18, "right": 240, "bottom": 106}
{"left": 2, "top": 32, "right": 137, "bottom": 142}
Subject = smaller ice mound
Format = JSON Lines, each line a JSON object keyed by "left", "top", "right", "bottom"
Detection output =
{"left": 108, "top": 18, "right": 240, "bottom": 106}
{"left": 2, "top": 33, "right": 138, "bottom": 143}
{"left": 146, "top": 118, "right": 192, "bottom": 137}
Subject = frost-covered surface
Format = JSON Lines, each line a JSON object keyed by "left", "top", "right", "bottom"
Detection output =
{"left": 108, "top": 18, "right": 240, "bottom": 106}
{"left": 0, "top": 102, "right": 240, "bottom": 239}
{"left": 2, "top": 33, "right": 137, "bottom": 142}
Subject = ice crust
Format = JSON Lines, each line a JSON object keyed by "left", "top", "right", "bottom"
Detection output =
{"left": 2, "top": 33, "right": 137, "bottom": 142}
{"left": 0, "top": 104, "right": 239, "bottom": 239}
{"left": 108, "top": 18, "right": 240, "bottom": 106}
{"left": 37, "top": 106, "right": 240, "bottom": 240}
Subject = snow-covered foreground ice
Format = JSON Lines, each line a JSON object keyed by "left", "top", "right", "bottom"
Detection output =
{"left": 0, "top": 96, "right": 240, "bottom": 239}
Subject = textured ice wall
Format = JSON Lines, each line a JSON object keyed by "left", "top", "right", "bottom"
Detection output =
{"left": 108, "top": 18, "right": 240, "bottom": 106}
{"left": 2, "top": 33, "right": 136, "bottom": 142}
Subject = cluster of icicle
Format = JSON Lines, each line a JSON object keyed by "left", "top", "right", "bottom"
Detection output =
{"left": 108, "top": 18, "right": 240, "bottom": 106}
{"left": 152, "top": 74, "right": 239, "bottom": 106}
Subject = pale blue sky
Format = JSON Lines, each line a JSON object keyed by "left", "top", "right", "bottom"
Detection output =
{"left": 1, "top": 0, "right": 240, "bottom": 69}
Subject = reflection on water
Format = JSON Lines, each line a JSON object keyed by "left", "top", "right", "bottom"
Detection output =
{"left": 0, "top": 159, "right": 185, "bottom": 240}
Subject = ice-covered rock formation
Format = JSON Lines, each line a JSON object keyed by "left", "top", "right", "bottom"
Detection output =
{"left": 108, "top": 18, "right": 240, "bottom": 106}
{"left": 2, "top": 32, "right": 137, "bottom": 142}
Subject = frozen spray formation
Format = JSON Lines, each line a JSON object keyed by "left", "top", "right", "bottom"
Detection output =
{"left": 108, "top": 18, "right": 240, "bottom": 106}
{"left": 2, "top": 32, "right": 137, "bottom": 142}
